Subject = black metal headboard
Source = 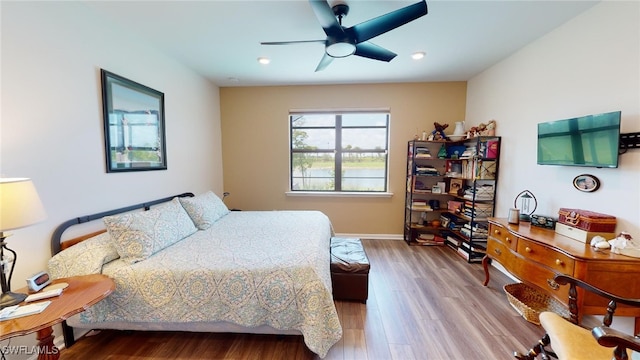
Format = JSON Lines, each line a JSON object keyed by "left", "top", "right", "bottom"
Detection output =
{"left": 50, "top": 192, "right": 194, "bottom": 255}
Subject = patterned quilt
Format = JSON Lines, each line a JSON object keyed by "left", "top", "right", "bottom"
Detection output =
{"left": 65, "top": 211, "right": 341, "bottom": 357}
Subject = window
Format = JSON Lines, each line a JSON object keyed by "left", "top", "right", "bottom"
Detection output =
{"left": 290, "top": 111, "right": 390, "bottom": 192}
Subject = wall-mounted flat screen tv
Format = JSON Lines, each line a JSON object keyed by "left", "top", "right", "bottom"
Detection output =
{"left": 537, "top": 111, "right": 621, "bottom": 168}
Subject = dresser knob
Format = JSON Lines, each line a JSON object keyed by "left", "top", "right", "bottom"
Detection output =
{"left": 525, "top": 247, "right": 532, "bottom": 253}
{"left": 494, "top": 229, "right": 501, "bottom": 235}
{"left": 506, "top": 237, "right": 511, "bottom": 243}
{"left": 555, "top": 259, "right": 563, "bottom": 266}
{"left": 547, "top": 279, "right": 560, "bottom": 290}
{"left": 494, "top": 248, "right": 502, "bottom": 256}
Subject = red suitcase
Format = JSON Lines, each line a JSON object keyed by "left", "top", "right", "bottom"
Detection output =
{"left": 557, "top": 208, "right": 616, "bottom": 232}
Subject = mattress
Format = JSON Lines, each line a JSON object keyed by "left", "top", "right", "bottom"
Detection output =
{"left": 64, "top": 210, "right": 341, "bottom": 358}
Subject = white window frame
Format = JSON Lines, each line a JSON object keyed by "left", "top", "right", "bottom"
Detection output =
{"left": 287, "top": 110, "right": 392, "bottom": 197}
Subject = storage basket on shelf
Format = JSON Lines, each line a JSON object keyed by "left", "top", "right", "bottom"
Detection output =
{"left": 503, "top": 283, "right": 570, "bottom": 325}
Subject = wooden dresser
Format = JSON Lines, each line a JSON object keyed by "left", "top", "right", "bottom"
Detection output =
{"left": 483, "top": 217, "right": 640, "bottom": 330}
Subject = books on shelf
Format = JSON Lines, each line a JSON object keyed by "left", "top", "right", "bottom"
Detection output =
{"left": 460, "top": 240, "right": 487, "bottom": 254}
{"left": 461, "top": 222, "right": 489, "bottom": 239}
{"left": 405, "top": 138, "right": 499, "bottom": 262}
{"left": 449, "top": 157, "right": 498, "bottom": 180}
{"left": 411, "top": 178, "right": 447, "bottom": 194}
{"left": 463, "top": 184, "right": 495, "bottom": 201}
{"left": 462, "top": 201, "right": 493, "bottom": 219}
{"left": 411, "top": 199, "right": 432, "bottom": 211}
{"left": 415, "top": 233, "right": 445, "bottom": 246}
{"left": 445, "top": 235, "right": 461, "bottom": 248}
{"left": 456, "top": 245, "right": 484, "bottom": 263}
{"left": 414, "top": 147, "right": 432, "bottom": 158}
{"left": 440, "top": 211, "right": 466, "bottom": 231}
{"left": 415, "top": 165, "right": 439, "bottom": 176}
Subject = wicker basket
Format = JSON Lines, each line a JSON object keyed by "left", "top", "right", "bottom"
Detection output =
{"left": 503, "top": 283, "right": 570, "bottom": 325}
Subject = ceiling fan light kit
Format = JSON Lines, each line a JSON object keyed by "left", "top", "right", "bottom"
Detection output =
{"left": 326, "top": 41, "right": 356, "bottom": 58}
{"left": 261, "top": 0, "right": 428, "bottom": 71}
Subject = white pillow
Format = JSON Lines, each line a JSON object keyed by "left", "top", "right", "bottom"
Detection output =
{"left": 48, "top": 231, "right": 119, "bottom": 279}
{"left": 104, "top": 197, "right": 198, "bottom": 264}
{"left": 179, "top": 191, "right": 230, "bottom": 230}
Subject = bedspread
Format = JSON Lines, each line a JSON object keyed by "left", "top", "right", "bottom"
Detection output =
{"left": 73, "top": 211, "right": 341, "bottom": 357}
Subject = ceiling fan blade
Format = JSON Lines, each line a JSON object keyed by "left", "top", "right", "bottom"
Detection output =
{"left": 315, "top": 53, "right": 334, "bottom": 72}
{"left": 347, "top": 0, "right": 428, "bottom": 43}
{"left": 261, "top": 40, "right": 325, "bottom": 46}
{"left": 354, "top": 42, "right": 397, "bottom": 62}
{"left": 309, "top": 0, "right": 345, "bottom": 38}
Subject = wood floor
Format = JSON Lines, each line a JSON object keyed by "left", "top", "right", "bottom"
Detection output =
{"left": 60, "top": 239, "right": 544, "bottom": 359}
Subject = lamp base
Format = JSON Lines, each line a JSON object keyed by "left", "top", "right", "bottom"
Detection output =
{"left": 0, "top": 291, "right": 27, "bottom": 309}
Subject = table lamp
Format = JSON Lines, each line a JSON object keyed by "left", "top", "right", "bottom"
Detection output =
{"left": 0, "top": 178, "right": 47, "bottom": 308}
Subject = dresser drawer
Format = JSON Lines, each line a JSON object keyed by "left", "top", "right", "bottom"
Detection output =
{"left": 485, "top": 218, "right": 640, "bottom": 319}
{"left": 517, "top": 238, "right": 575, "bottom": 274}
{"left": 486, "top": 238, "right": 515, "bottom": 268}
{"left": 511, "top": 258, "right": 569, "bottom": 304}
{"left": 488, "top": 223, "right": 517, "bottom": 251}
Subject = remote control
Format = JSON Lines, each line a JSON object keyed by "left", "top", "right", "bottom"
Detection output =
{"left": 24, "top": 288, "right": 63, "bottom": 302}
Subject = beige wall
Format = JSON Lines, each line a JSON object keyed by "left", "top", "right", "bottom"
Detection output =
{"left": 220, "top": 82, "right": 466, "bottom": 236}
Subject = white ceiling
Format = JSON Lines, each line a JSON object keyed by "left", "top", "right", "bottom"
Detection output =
{"left": 84, "top": 0, "right": 599, "bottom": 87}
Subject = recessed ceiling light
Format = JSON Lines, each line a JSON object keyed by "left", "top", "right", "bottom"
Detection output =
{"left": 411, "top": 52, "right": 426, "bottom": 60}
{"left": 257, "top": 57, "right": 271, "bottom": 65}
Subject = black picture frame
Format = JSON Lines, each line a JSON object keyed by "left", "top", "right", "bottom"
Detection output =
{"left": 573, "top": 174, "right": 600, "bottom": 192}
{"left": 101, "top": 69, "right": 167, "bottom": 173}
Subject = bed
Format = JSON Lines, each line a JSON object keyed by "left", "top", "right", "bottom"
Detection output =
{"left": 48, "top": 192, "right": 342, "bottom": 358}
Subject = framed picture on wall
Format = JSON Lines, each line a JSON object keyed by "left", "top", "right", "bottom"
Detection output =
{"left": 101, "top": 69, "right": 167, "bottom": 173}
{"left": 573, "top": 174, "right": 600, "bottom": 192}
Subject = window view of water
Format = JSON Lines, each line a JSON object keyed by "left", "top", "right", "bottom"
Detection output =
{"left": 290, "top": 112, "right": 389, "bottom": 192}
{"left": 292, "top": 168, "right": 386, "bottom": 191}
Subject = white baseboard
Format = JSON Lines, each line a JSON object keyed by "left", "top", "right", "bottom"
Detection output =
{"left": 334, "top": 233, "right": 404, "bottom": 240}
{"left": 490, "top": 260, "right": 519, "bottom": 282}
{"left": 335, "top": 235, "right": 518, "bottom": 282}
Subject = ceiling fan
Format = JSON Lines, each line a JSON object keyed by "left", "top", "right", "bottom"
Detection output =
{"left": 261, "top": 0, "right": 428, "bottom": 72}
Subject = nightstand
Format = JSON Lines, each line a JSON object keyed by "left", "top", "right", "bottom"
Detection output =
{"left": 0, "top": 274, "right": 115, "bottom": 360}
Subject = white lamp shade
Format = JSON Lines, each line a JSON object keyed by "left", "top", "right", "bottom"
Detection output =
{"left": 0, "top": 178, "right": 47, "bottom": 232}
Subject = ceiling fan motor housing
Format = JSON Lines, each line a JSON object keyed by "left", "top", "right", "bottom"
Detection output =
{"left": 332, "top": 3, "right": 349, "bottom": 18}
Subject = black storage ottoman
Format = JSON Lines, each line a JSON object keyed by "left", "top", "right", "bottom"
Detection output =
{"left": 330, "top": 237, "right": 370, "bottom": 303}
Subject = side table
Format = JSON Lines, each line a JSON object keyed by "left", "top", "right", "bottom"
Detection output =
{"left": 0, "top": 274, "right": 115, "bottom": 360}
